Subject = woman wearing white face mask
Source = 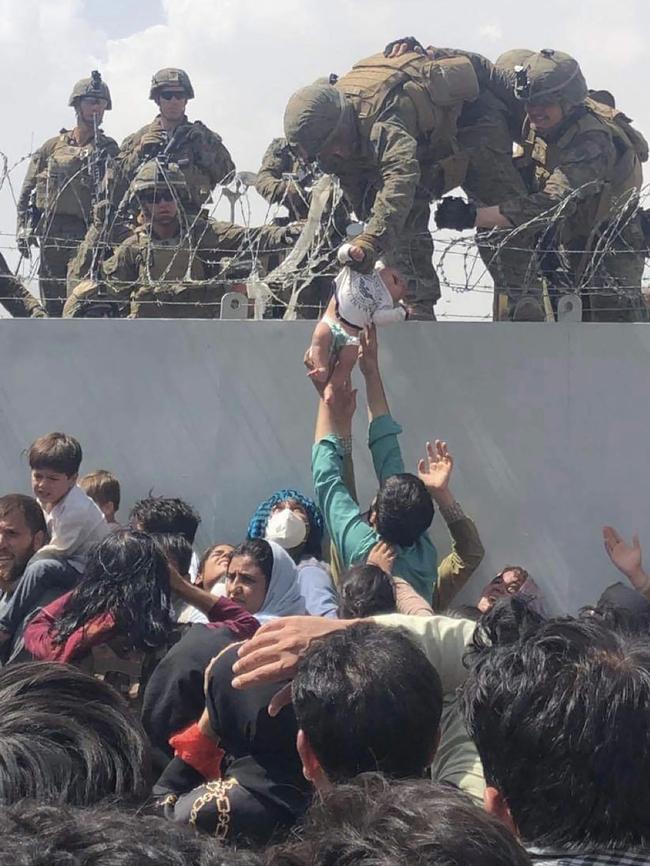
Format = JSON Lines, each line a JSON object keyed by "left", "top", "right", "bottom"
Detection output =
{"left": 247, "top": 488, "right": 338, "bottom": 618}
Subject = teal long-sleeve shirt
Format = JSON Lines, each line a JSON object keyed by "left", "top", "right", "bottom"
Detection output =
{"left": 312, "top": 414, "right": 438, "bottom": 600}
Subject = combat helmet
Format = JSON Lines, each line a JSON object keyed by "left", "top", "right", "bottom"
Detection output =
{"left": 130, "top": 160, "right": 189, "bottom": 200}
{"left": 69, "top": 70, "right": 112, "bottom": 110}
{"left": 513, "top": 49, "right": 588, "bottom": 106}
{"left": 149, "top": 68, "right": 194, "bottom": 100}
{"left": 284, "top": 83, "right": 349, "bottom": 159}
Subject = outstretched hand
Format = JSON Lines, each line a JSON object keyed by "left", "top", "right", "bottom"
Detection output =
{"left": 603, "top": 526, "right": 644, "bottom": 584}
{"left": 418, "top": 440, "right": 454, "bottom": 494}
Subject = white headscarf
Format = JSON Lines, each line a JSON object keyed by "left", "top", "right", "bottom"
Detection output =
{"left": 254, "top": 539, "right": 306, "bottom": 624}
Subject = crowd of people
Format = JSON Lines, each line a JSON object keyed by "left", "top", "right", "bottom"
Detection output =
{"left": 0, "top": 322, "right": 649, "bottom": 864}
{"left": 1, "top": 37, "right": 649, "bottom": 323}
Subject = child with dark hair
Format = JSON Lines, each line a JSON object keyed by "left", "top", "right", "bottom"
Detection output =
{"left": 24, "top": 529, "right": 173, "bottom": 663}
{"left": 28, "top": 432, "right": 109, "bottom": 573}
{"left": 79, "top": 469, "right": 121, "bottom": 529}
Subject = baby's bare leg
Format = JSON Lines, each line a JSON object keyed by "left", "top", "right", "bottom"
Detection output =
{"left": 308, "top": 319, "right": 334, "bottom": 382}
{"left": 324, "top": 343, "right": 359, "bottom": 404}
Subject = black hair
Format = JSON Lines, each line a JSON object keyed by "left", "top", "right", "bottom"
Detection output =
{"left": 338, "top": 564, "right": 396, "bottom": 619}
{"left": 151, "top": 531, "right": 193, "bottom": 576}
{"left": 292, "top": 622, "right": 442, "bottom": 782}
{"left": 53, "top": 530, "right": 172, "bottom": 651}
{"left": 0, "top": 801, "right": 262, "bottom": 866}
{"left": 373, "top": 474, "right": 434, "bottom": 548}
{"left": 27, "top": 432, "right": 82, "bottom": 476}
{"left": 129, "top": 496, "right": 201, "bottom": 543}
{"left": 462, "top": 602, "right": 650, "bottom": 850}
{"left": 271, "top": 773, "right": 532, "bottom": 866}
{"left": 0, "top": 494, "right": 46, "bottom": 536}
{"left": 0, "top": 662, "right": 149, "bottom": 806}
{"left": 230, "top": 538, "right": 274, "bottom": 588}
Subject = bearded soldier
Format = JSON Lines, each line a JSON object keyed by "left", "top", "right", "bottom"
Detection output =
{"left": 16, "top": 72, "right": 117, "bottom": 317}
{"left": 63, "top": 161, "right": 299, "bottom": 319}
{"left": 283, "top": 50, "right": 486, "bottom": 320}
{"left": 114, "top": 68, "right": 235, "bottom": 216}
{"left": 436, "top": 49, "right": 648, "bottom": 321}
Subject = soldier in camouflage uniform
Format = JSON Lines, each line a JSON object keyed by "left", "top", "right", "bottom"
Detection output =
{"left": 63, "top": 161, "right": 299, "bottom": 319}
{"left": 436, "top": 50, "right": 648, "bottom": 322}
{"left": 114, "top": 68, "right": 235, "bottom": 216}
{"left": 16, "top": 72, "right": 117, "bottom": 317}
{"left": 283, "top": 52, "right": 485, "bottom": 320}
{"left": 0, "top": 253, "right": 46, "bottom": 318}
{"left": 255, "top": 137, "right": 311, "bottom": 221}
{"left": 382, "top": 38, "right": 544, "bottom": 320}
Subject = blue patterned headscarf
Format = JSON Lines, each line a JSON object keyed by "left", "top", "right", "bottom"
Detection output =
{"left": 247, "top": 488, "right": 324, "bottom": 558}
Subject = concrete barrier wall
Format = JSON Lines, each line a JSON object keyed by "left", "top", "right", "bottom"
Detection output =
{"left": 1, "top": 320, "right": 649, "bottom": 613}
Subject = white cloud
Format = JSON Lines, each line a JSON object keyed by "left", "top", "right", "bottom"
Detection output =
{"left": 479, "top": 24, "right": 503, "bottom": 42}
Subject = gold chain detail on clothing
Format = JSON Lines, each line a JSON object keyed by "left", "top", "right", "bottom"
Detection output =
{"left": 189, "top": 778, "right": 238, "bottom": 841}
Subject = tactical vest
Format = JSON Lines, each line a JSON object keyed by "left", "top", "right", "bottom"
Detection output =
{"left": 135, "top": 121, "right": 215, "bottom": 209}
{"left": 335, "top": 52, "right": 479, "bottom": 148}
{"left": 523, "top": 106, "right": 643, "bottom": 236}
{"left": 130, "top": 228, "right": 220, "bottom": 318}
{"left": 36, "top": 132, "right": 114, "bottom": 221}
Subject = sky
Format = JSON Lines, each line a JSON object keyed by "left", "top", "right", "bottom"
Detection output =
{"left": 1, "top": 0, "right": 648, "bottom": 319}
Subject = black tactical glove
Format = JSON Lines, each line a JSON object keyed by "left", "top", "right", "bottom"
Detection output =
{"left": 434, "top": 197, "right": 477, "bottom": 231}
{"left": 384, "top": 36, "right": 426, "bottom": 58}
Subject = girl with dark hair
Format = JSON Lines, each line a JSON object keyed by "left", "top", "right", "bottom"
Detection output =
{"left": 247, "top": 489, "right": 338, "bottom": 618}
{"left": 24, "top": 530, "right": 173, "bottom": 663}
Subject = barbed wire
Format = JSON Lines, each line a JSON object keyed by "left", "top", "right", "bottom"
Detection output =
{"left": 1, "top": 144, "right": 649, "bottom": 320}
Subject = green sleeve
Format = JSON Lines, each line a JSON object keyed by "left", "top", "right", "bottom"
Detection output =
{"left": 365, "top": 113, "right": 421, "bottom": 251}
{"left": 102, "top": 239, "right": 140, "bottom": 297}
{"left": 368, "top": 414, "right": 405, "bottom": 484}
{"left": 499, "top": 130, "right": 614, "bottom": 226}
{"left": 254, "top": 138, "right": 292, "bottom": 205}
{"left": 312, "top": 435, "right": 376, "bottom": 569}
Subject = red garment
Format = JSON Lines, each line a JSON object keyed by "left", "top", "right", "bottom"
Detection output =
{"left": 206, "top": 595, "right": 259, "bottom": 640}
{"left": 23, "top": 591, "right": 118, "bottom": 663}
{"left": 169, "top": 722, "right": 224, "bottom": 780}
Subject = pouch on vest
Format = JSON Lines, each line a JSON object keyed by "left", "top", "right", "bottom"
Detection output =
{"left": 37, "top": 142, "right": 92, "bottom": 219}
{"left": 586, "top": 98, "right": 649, "bottom": 163}
{"left": 336, "top": 52, "right": 478, "bottom": 134}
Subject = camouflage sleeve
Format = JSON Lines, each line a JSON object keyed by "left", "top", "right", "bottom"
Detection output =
{"left": 254, "top": 138, "right": 293, "bottom": 205}
{"left": 101, "top": 238, "right": 140, "bottom": 298}
{"left": 191, "top": 123, "right": 235, "bottom": 186}
{"left": 499, "top": 130, "right": 615, "bottom": 226}
{"left": 0, "top": 255, "right": 44, "bottom": 317}
{"left": 364, "top": 117, "right": 421, "bottom": 252}
{"left": 16, "top": 142, "right": 49, "bottom": 230}
{"left": 201, "top": 221, "right": 289, "bottom": 262}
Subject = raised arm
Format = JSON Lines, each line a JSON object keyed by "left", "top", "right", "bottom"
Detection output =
{"left": 359, "top": 325, "right": 390, "bottom": 421}
{"left": 418, "top": 441, "right": 485, "bottom": 610}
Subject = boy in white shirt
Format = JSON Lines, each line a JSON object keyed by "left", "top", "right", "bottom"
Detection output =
{"left": 0, "top": 434, "right": 109, "bottom": 657}
{"left": 28, "top": 432, "right": 109, "bottom": 573}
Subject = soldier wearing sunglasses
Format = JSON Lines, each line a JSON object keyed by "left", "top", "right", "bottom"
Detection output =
{"left": 63, "top": 160, "right": 301, "bottom": 319}
{"left": 113, "top": 68, "right": 235, "bottom": 215}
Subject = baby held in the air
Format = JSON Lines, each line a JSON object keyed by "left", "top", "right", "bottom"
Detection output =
{"left": 307, "top": 247, "right": 409, "bottom": 401}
